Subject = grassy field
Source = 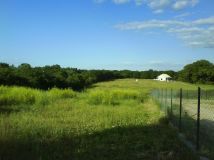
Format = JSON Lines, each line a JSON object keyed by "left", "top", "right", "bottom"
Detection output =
{"left": 1, "top": 79, "right": 213, "bottom": 160}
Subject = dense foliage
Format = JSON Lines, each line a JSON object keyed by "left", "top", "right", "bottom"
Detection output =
{"left": 0, "top": 62, "right": 177, "bottom": 90}
{"left": 178, "top": 60, "right": 214, "bottom": 84}
{"left": 1, "top": 60, "right": 214, "bottom": 89}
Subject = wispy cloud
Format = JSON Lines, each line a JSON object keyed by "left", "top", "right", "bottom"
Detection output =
{"left": 94, "top": 0, "right": 106, "bottom": 3}
{"left": 147, "top": 60, "right": 183, "bottom": 70}
{"left": 172, "top": 0, "right": 198, "bottom": 10}
{"left": 113, "top": 0, "right": 130, "bottom": 4}
{"left": 112, "top": 60, "right": 183, "bottom": 70}
{"left": 174, "top": 12, "right": 192, "bottom": 19}
{"left": 146, "top": 0, "right": 171, "bottom": 13}
{"left": 94, "top": 0, "right": 200, "bottom": 13}
{"left": 115, "top": 17, "right": 214, "bottom": 48}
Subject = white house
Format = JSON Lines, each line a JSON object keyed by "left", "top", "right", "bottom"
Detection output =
{"left": 156, "top": 74, "right": 172, "bottom": 82}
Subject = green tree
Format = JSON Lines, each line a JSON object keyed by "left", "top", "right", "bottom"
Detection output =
{"left": 179, "top": 60, "right": 214, "bottom": 84}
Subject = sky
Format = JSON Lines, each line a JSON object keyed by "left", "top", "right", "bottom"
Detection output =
{"left": 0, "top": 0, "right": 214, "bottom": 71}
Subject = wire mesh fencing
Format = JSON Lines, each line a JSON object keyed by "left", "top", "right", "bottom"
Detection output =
{"left": 200, "top": 89, "right": 214, "bottom": 158}
{"left": 152, "top": 88, "right": 214, "bottom": 159}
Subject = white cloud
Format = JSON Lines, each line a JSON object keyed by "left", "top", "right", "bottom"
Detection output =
{"left": 135, "top": 0, "right": 144, "bottom": 5}
{"left": 172, "top": 0, "right": 199, "bottom": 10}
{"left": 115, "top": 19, "right": 189, "bottom": 30}
{"left": 169, "top": 26, "right": 214, "bottom": 48}
{"left": 146, "top": 60, "right": 183, "bottom": 70}
{"left": 147, "top": 0, "right": 171, "bottom": 9}
{"left": 115, "top": 17, "right": 214, "bottom": 48}
{"left": 193, "top": 17, "right": 214, "bottom": 25}
{"left": 113, "top": 0, "right": 130, "bottom": 4}
{"left": 145, "top": 0, "right": 170, "bottom": 14}
{"left": 174, "top": 12, "right": 192, "bottom": 19}
{"left": 94, "top": 0, "right": 200, "bottom": 12}
{"left": 94, "top": 0, "right": 106, "bottom": 3}
{"left": 153, "top": 9, "right": 164, "bottom": 13}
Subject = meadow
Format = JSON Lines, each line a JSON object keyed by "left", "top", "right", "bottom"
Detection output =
{"left": 1, "top": 79, "right": 214, "bottom": 160}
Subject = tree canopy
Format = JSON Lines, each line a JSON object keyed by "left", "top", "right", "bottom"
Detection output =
{"left": 178, "top": 60, "right": 214, "bottom": 84}
{"left": 1, "top": 60, "right": 214, "bottom": 90}
{"left": 0, "top": 62, "right": 177, "bottom": 90}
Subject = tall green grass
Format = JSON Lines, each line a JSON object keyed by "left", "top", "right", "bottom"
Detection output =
{"left": 87, "top": 89, "right": 146, "bottom": 105}
{"left": 0, "top": 86, "right": 76, "bottom": 106}
{"left": 0, "top": 79, "right": 201, "bottom": 159}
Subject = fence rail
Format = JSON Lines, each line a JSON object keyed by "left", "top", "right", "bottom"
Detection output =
{"left": 152, "top": 88, "right": 214, "bottom": 159}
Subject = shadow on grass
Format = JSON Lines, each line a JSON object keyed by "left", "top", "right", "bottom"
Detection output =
{"left": 0, "top": 118, "right": 197, "bottom": 160}
{"left": 168, "top": 107, "right": 214, "bottom": 159}
{"left": 200, "top": 119, "right": 214, "bottom": 159}
{"left": 0, "top": 106, "right": 19, "bottom": 114}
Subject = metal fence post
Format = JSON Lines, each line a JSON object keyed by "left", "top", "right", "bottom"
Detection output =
{"left": 196, "top": 87, "right": 201, "bottom": 151}
{"left": 186, "top": 90, "right": 189, "bottom": 100}
{"left": 157, "top": 90, "right": 159, "bottom": 99}
{"left": 162, "top": 88, "right": 163, "bottom": 106}
{"left": 171, "top": 88, "right": 172, "bottom": 115}
{"left": 179, "top": 88, "right": 182, "bottom": 132}
{"left": 165, "top": 89, "right": 167, "bottom": 115}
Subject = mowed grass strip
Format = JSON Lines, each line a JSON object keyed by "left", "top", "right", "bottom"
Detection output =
{"left": 0, "top": 79, "right": 206, "bottom": 160}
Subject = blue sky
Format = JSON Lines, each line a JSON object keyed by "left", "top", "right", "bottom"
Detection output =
{"left": 0, "top": 0, "right": 214, "bottom": 71}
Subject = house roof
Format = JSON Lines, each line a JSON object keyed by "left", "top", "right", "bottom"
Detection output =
{"left": 158, "top": 74, "right": 171, "bottom": 78}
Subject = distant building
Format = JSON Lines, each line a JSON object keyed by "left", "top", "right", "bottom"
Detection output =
{"left": 155, "top": 74, "right": 172, "bottom": 82}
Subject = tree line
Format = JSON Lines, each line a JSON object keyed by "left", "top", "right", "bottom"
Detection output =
{"left": 0, "top": 60, "right": 213, "bottom": 90}
{"left": 0, "top": 62, "right": 176, "bottom": 90}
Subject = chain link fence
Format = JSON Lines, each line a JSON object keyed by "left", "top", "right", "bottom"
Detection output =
{"left": 152, "top": 88, "right": 214, "bottom": 159}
